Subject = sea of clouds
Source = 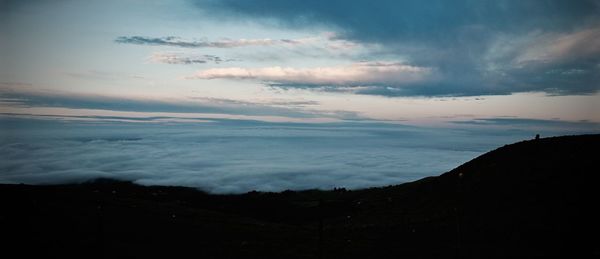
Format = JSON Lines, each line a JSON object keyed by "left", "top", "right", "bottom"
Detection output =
{"left": 1, "top": 117, "right": 595, "bottom": 193}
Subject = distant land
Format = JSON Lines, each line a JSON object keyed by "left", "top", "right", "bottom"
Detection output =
{"left": 1, "top": 134, "right": 599, "bottom": 258}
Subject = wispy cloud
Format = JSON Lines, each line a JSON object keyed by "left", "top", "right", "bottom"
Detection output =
{"left": 116, "top": 34, "right": 372, "bottom": 63}
{"left": 189, "top": 96, "right": 319, "bottom": 107}
{"left": 452, "top": 117, "right": 600, "bottom": 130}
{"left": 187, "top": 61, "right": 432, "bottom": 86}
{"left": 479, "top": 26, "right": 600, "bottom": 95}
{"left": 115, "top": 36, "right": 301, "bottom": 48}
{"left": 0, "top": 89, "right": 325, "bottom": 118}
{"left": 149, "top": 52, "right": 235, "bottom": 65}
{"left": 514, "top": 28, "right": 600, "bottom": 66}
{"left": 0, "top": 87, "right": 365, "bottom": 123}
{"left": 64, "top": 70, "right": 149, "bottom": 82}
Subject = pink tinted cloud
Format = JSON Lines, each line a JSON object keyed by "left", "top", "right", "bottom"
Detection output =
{"left": 188, "top": 62, "right": 432, "bottom": 85}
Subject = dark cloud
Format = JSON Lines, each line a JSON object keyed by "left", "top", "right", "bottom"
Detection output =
{"left": 197, "top": 0, "right": 600, "bottom": 96}
{"left": 199, "top": 0, "right": 598, "bottom": 44}
{"left": 0, "top": 0, "right": 50, "bottom": 14}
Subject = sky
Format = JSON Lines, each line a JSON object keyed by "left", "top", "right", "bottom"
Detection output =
{"left": 0, "top": 0, "right": 599, "bottom": 192}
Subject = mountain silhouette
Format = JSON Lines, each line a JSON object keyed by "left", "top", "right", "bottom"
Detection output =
{"left": 1, "top": 134, "right": 598, "bottom": 258}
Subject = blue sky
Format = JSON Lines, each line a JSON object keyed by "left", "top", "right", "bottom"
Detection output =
{"left": 0, "top": 0, "right": 599, "bottom": 191}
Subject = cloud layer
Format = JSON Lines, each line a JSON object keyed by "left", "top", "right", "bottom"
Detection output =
{"left": 0, "top": 117, "right": 568, "bottom": 193}
{"left": 2, "top": 117, "right": 597, "bottom": 193}
{"left": 189, "top": 62, "right": 432, "bottom": 86}
{"left": 0, "top": 89, "right": 324, "bottom": 119}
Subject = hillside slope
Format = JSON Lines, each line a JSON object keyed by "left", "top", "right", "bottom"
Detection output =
{"left": 1, "top": 134, "right": 598, "bottom": 258}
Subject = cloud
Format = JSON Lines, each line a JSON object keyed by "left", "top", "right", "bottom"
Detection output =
{"left": 188, "top": 61, "right": 433, "bottom": 86}
{"left": 64, "top": 70, "right": 150, "bottom": 82}
{"left": 2, "top": 116, "right": 576, "bottom": 193}
{"left": 452, "top": 117, "right": 600, "bottom": 132}
{"left": 115, "top": 36, "right": 301, "bottom": 48}
{"left": 0, "top": 87, "right": 369, "bottom": 123}
{"left": 0, "top": 90, "right": 326, "bottom": 118}
{"left": 120, "top": 33, "right": 375, "bottom": 64}
{"left": 195, "top": 0, "right": 600, "bottom": 96}
{"left": 149, "top": 52, "right": 235, "bottom": 64}
{"left": 2, "top": 117, "right": 596, "bottom": 193}
{"left": 189, "top": 96, "right": 319, "bottom": 107}
{"left": 199, "top": 0, "right": 599, "bottom": 44}
{"left": 515, "top": 28, "right": 600, "bottom": 65}
{"left": 479, "top": 27, "right": 600, "bottom": 95}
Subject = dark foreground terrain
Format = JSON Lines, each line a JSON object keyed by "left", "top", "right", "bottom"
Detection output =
{"left": 1, "top": 135, "right": 599, "bottom": 258}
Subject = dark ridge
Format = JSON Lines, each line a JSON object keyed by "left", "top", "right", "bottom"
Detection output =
{"left": 1, "top": 134, "right": 599, "bottom": 258}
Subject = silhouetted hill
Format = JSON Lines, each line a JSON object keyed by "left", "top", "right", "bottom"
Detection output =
{"left": 1, "top": 134, "right": 599, "bottom": 258}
